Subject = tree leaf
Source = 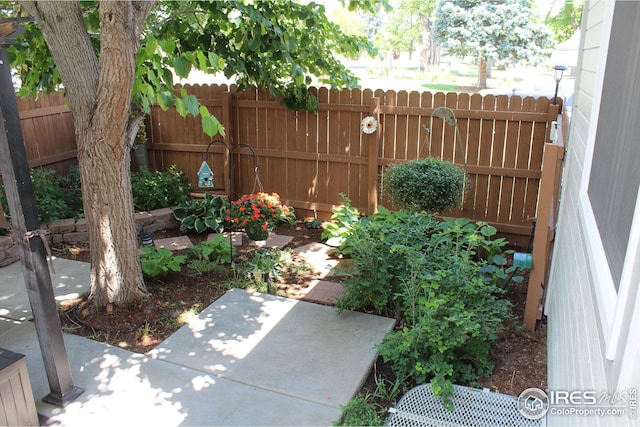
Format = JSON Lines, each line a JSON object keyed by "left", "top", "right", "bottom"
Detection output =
{"left": 183, "top": 94, "right": 200, "bottom": 117}
{"left": 201, "top": 115, "right": 223, "bottom": 137}
{"left": 173, "top": 56, "right": 192, "bottom": 79}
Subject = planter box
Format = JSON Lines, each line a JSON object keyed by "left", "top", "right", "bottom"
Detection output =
{"left": 0, "top": 348, "right": 39, "bottom": 426}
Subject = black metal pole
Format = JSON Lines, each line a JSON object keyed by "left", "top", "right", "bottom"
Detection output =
{"left": 0, "top": 42, "right": 83, "bottom": 406}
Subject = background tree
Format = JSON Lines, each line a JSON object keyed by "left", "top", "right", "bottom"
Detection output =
{"left": 9, "top": 0, "right": 383, "bottom": 309}
{"left": 381, "top": 0, "right": 437, "bottom": 70}
{"left": 544, "top": 0, "right": 583, "bottom": 43}
{"left": 432, "top": 0, "right": 554, "bottom": 89}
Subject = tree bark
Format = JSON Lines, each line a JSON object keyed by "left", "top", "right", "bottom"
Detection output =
{"left": 21, "top": 0, "right": 155, "bottom": 307}
{"left": 477, "top": 57, "right": 487, "bottom": 89}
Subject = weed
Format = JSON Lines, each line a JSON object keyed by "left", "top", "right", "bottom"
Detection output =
{"left": 137, "top": 322, "right": 155, "bottom": 338}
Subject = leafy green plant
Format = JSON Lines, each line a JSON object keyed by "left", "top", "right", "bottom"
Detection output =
{"left": 62, "top": 165, "right": 82, "bottom": 190}
{"left": 189, "top": 234, "right": 236, "bottom": 264}
{"left": 306, "top": 218, "right": 323, "bottom": 229}
{"left": 378, "top": 218, "right": 514, "bottom": 408}
{"left": 336, "top": 206, "right": 439, "bottom": 316}
{"left": 321, "top": 193, "right": 360, "bottom": 252}
{"left": 185, "top": 259, "right": 224, "bottom": 277}
{"left": 0, "top": 168, "right": 85, "bottom": 224}
{"left": 131, "top": 165, "right": 192, "bottom": 211}
{"left": 243, "top": 247, "right": 302, "bottom": 294}
{"left": 335, "top": 396, "right": 384, "bottom": 427}
{"left": 337, "top": 211, "right": 519, "bottom": 408}
{"left": 383, "top": 158, "right": 467, "bottom": 213}
{"left": 244, "top": 248, "right": 287, "bottom": 291}
{"left": 140, "top": 246, "right": 186, "bottom": 279}
{"left": 173, "top": 193, "right": 228, "bottom": 233}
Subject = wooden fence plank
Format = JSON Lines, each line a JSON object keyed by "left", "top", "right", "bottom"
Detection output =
{"left": 486, "top": 95, "right": 509, "bottom": 223}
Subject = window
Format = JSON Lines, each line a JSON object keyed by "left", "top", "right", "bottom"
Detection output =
{"left": 580, "top": 0, "right": 640, "bottom": 361}
{"left": 587, "top": 1, "right": 640, "bottom": 289}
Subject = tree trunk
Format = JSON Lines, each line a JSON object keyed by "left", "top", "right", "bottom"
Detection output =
{"left": 419, "top": 14, "right": 432, "bottom": 73}
{"left": 477, "top": 57, "right": 488, "bottom": 89}
{"left": 21, "top": 0, "right": 155, "bottom": 308}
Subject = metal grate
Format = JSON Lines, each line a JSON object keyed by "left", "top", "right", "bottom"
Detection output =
{"left": 386, "top": 384, "right": 545, "bottom": 427}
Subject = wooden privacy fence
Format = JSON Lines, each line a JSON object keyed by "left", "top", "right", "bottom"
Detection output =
{"left": 14, "top": 87, "right": 564, "bottom": 330}
{"left": 147, "top": 84, "right": 560, "bottom": 245}
{"left": 14, "top": 92, "right": 76, "bottom": 174}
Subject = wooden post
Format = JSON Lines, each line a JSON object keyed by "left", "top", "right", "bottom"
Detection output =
{"left": 0, "top": 40, "right": 83, "bottom": 406}
{"left": 221, "top": 91, "right": 232, "bottom": 197}
{"left": 524, "top": 142, "right": 564, "bottom": 331}
{"left": 367, "top": 97, "right": 381, "bottom": 215}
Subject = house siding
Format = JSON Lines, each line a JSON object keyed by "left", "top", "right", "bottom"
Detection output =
{"left": 546, "top": 1, "right": 639, "bottom": 425}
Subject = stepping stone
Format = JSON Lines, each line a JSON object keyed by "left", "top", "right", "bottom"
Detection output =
{"left": 292, "top": 242, "right": 333, "bottom": 260}
{"left": 154, "top": 235, "right": 193, "bottom": 251}
{"left": 250, "top": 234, "right": 293, "bottom": 249}
{"left": 326, "top": 258, "right": 356, "bottom": 277}
{"left": 208, "top": 232, "right": 243, "bottom": 246}
{"left": 300, "top": 279, "right": 344, "bottom": 306}
{"left": 293, "top": 242, "right": 340, "bottom": 278}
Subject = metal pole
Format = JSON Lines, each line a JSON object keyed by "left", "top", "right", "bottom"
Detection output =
{"left": 0, "top": 33, "right": 83, "bottom": 406}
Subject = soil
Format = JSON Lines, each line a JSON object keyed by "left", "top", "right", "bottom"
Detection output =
{"left": 53, "top": 221, "right": 546, "bottom": 404}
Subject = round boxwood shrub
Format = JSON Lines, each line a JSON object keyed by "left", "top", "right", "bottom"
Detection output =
{"left": 383, "top": 158, "right": 467, "bottom": 213}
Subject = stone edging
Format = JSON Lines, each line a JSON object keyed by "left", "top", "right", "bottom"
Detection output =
{"left": 0, "top": 207, "right": 180, "bottom": 268}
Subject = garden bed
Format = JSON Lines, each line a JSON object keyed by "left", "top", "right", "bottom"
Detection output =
{"left": 53, "top": 220, "right": 546, "bottom": 402}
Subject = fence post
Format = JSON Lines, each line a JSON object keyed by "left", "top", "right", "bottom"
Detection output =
{"left": 221, "top": 91, "right": 232, "bottom": 197}
{"left": 524, "top": 139, "right": 564, "bottom": 331}
{"left": 367, "top": 97, "right": 381, "bottom": 215}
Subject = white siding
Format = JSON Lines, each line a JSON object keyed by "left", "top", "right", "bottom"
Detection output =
{"left": 546, "top": 1, "right": 639, "bottom": 426}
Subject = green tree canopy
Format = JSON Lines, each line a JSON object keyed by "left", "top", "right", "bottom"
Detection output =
{"left": 5, "top": 0, "right": 386, "bottom": 308}
{"left": 432, "top": 0, "right": 554, "bottom": 88}
{"left": 545, "top": 0, "right": 583, "bottom": 43}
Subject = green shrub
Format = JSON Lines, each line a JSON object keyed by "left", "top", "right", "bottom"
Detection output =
{"left": 131, "top": 165, "right": 192, "bottom": 211}
{"left": 383, "top": 158, "right": 467, "bottom": 213}
{"left": 62, "top": 165, "right": 82, "bottom": 190}
{"left": 140, "top": 246, "right": 186, "bottom": 279}
{"left": 337, "top": 206, "right": 439, "bottom": 317}
{"left": 0, "top": 168, "right": 84, "bottom": 224}
{"left": 173, "top": 193, "right": 228, "bottom": 234}
{"left": 335, "top": 397, "right": 384, "bottom": 426}
{"left": 338, "top": 212, "right": 519, "bottom": 408}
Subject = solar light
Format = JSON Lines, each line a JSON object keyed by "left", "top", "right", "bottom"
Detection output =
{"left": 552, "top": 65, "right": 567, "bottom": 106}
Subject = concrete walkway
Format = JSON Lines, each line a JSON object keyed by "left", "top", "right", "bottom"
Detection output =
{"left": 0, "top": 245, "right": 395, "bottom": 425}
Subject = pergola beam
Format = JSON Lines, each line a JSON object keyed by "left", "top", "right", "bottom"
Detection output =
{"left": 0, "top": 21, "right": 83, "bottom": 407}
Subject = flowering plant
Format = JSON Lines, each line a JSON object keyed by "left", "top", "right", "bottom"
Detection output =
{"left": 225, "top": 192, "right": 294, "bottom": 236}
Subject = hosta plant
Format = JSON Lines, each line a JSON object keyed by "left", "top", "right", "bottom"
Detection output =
{"left": 140, "top": 246, "right": 186, "bottom": 279}
{"left": 173, "top": 193, "right": 228, "bottom": 233}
